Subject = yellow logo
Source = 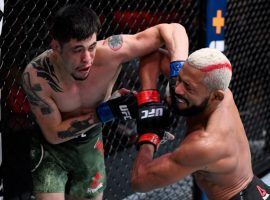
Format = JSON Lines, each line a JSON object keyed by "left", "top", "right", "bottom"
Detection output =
{"left": 213, "top": 10, "right": 224, "bottom": 34}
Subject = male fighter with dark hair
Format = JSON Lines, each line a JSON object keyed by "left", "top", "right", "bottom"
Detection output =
{"left": 22, "top": 4, "right": 188, "bottom": 200}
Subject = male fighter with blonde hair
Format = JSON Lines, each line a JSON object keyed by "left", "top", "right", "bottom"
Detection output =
{"left": 131, "top": 48, "right": 270, "bottom": 200}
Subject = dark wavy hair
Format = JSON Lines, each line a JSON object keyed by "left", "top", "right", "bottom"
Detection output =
{"left": 51, "top": 5, "right": 101, "bottom": 45}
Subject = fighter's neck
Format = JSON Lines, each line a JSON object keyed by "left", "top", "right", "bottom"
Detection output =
{"left": 186, "top": 105, "right": 216, "bottom": 130}
{"left": 186, "top": 115, "right": 208, "bottom": 132}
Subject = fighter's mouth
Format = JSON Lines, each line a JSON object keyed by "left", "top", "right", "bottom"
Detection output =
{"left": 175, "top": 95, "right": 186, "bottom": 104}
{"left": 77, "top": 66, "right": 91, "bottom": 72}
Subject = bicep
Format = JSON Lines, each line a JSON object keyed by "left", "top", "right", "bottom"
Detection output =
{"left": 176, "top": 134, "right": 227, "bottom": 169}
{"left": 97, "top": 28, "right": 161, "bottom": 64}
{"left": 121, "top": 30, "right": 161, "bottom": 61}
{"left": 141, "top": 152, "right": 197, "bottom": 189}
{"left": 22, "top": 71, "right": 61, "bottom": 139}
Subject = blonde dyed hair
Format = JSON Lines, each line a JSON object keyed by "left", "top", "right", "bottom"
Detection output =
{"left": 187, "top": 48, "right": 232, "bottom": 90}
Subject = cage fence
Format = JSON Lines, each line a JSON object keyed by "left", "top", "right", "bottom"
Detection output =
{"left": 0, "top": 0, "right": 270, "bottom": 199}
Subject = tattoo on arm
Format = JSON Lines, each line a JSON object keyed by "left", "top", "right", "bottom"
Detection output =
{"left": 22, "top": 72, "right": 53, "bottom": 115}
{"left": 57, "top": 118, "right": 91, "bottom": 139}
{"left": 31, "top": 57, "right": 63, "bottom": 92}
{"left": 108, "top": 35, "right": 123, "bottom": 51}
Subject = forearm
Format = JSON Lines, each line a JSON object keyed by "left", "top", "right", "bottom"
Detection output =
{"left": 139, "top": 51, "right": 162, "bottom": 90}
{"left": 139, "top": 48, "right": 171, "bottom": 90}
{"left": 131, "top": 144, "right": 155, "bottom": 192}
{"left": 157, "top": 23, "right": 189, "bottom": 61}
{"left": 132, "top": 145, "right": 187, "bottom": 192}
{"left": 41, "top": 112, "right": 100, "bottom": 144}
{"left": 139, "top": 24, "right": 188, "bottom": 90}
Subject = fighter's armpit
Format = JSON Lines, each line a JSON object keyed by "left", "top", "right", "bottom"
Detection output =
{"left": 21, "top": 72, "right": 53, "bottom": 115}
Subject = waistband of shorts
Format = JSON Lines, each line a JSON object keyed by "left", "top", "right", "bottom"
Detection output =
{"left": 33, "top": 123, "right": 102, "bottom": 145}
{"left": 229, "top": 176, "right": 258, "bottom": 200}
{"left": 70, "top": 123, "right": 102, "bottom": 144}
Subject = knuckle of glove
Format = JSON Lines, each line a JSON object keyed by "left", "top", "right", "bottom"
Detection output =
{"left": 137, "top": 104, "right": 168, "bottom": 138}
{"left": 108, "top": 92, "right": 138, "bottom": 120}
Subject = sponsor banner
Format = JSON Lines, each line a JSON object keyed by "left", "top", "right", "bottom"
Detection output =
{"left": 206, "top": 0, "right": 227, "bottom": 51}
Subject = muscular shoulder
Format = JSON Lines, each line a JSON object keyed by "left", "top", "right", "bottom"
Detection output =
{"left": 23, "top": 50, "right": 56, "bottom": 97}
{"left": 24, "top": 50, "right": 52, "bottom": 76}
{"left": 173, "top": 130, "right": 228, "bottom": 170}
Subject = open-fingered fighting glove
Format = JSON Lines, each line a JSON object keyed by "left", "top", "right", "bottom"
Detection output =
{"left": 96, "top": 90, "right": 138, "bottom": 123}
{"left": 169, "top": 60, "right": 185, "bottom": 87}
{"left": 169, "top": 61, "right": 185, "bottom": 79}
{"left": 136, "top": 90, "right": 171, "bottom": 151}
{"left": 169, "top": 61, "right": 185, "bottom": 107}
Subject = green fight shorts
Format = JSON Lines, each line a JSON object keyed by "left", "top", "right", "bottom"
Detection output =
{"left": 31, "top": 124, "right": 106, "bottom": 198}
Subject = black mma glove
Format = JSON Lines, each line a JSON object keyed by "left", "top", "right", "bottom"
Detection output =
{"left": 96, "top": 90, "right": 138, "bottom": 123}
{"left": 136, "top": 90, "right": 170, "bottom": 151}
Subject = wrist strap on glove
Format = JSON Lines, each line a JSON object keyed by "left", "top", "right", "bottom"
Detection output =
{"left": 136, "top": 90, "right": 160, "bottom": 106}
{"left": 96, "top": 102, "right": 115, "bottom": 123}
{"left": 137, "top": 133, "right": 161, "bottom": 147}
{"left": 170, "top": 61, "right": 185, "bottom": 78}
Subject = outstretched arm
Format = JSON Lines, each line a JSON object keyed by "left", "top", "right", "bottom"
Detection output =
{"left": 131, "top": 144, "right": 197, "bottom": 192}
{"left": 95, "top": 23, "right": 189, "bottom": 66}
{"left": 131, "top": 129, "right": 235, "bottom": 192}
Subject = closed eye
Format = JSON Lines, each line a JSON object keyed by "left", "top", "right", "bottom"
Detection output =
{"left": 72, "top": 47, "right": 83, "bottom": 53}
{"left": 89, "top": 42, "right": 97, "bottom": 51}
{"left": 180, "top": 78, "right": 193, "bottom": 92}
{"left": 183, "top": 82, "right": 191, "bottom": 90}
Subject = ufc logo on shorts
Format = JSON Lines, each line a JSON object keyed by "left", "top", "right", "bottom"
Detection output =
{"left": 119, "top": 105, "right": 132, "bottom": 120}
{"left": 141, "top": 108, "right": 163, "bottom": 119}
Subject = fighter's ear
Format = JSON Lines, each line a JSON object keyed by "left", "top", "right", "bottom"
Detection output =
{"left": 210, "top": 90, "right": 224, "bottom": 102}
{"left": 50, "top": 39, "right": 61, "bottom": 52}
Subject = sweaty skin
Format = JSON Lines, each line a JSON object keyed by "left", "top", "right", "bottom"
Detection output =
{"left": 186, "top": 89, "right": 253, "bottom": 199}
{"left": 131, "top": 52, "right": 254, "bottom": 200}
{"left": 22, "top": 23, "right": 189, "bottom": 200}
{"left": 22, "top": 23, "right": 188, "bottom": 145}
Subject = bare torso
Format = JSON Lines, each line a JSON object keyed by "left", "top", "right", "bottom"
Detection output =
{"left": 34, "top": 47, "right": 122, "bottom": 120}
{"left": 188, "top": 90, "right": 253, "bottom": 199}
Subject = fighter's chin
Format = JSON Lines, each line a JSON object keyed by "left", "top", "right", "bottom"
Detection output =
{"left": 174, "top": 104, "right": 208, "bottom": 117}
{"left": 173, "top": 108, "right": 193, "bottom": 117}
{"left": 72, "top": 72, "right": 90, "bottom": 81}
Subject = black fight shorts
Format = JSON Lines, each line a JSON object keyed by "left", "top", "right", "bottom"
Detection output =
{"left": 230, "top": 176, "right": 270, "bottom": 200}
